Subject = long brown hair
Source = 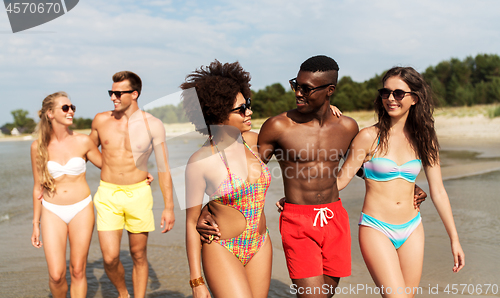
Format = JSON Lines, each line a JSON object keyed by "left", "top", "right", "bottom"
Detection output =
{"left": 374, "top": 67, "right": 439, "bottom": 167}
{"left": 35, "top": 92, "right": 69, "bottom": 192}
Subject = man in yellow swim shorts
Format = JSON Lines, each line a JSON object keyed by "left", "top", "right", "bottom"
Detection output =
{"left": 90, "top": 71, "right": 175, "bottom": 298}
{"left": 94, "top": 180, "right": 155, "bottom": 233}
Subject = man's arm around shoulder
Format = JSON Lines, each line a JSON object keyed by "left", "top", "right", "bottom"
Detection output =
{"left": 338, "top": 115, "right": 360, "bottom": 137}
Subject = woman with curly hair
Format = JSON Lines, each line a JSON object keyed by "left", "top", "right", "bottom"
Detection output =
{"left": 182, "top": 60, "right": 272, "bottom": 298}
{"left": 337, "top": 67, "right": 465, "bottom": 297}
{"left": 31, "top": 92, "right": 101, "bottom": 298}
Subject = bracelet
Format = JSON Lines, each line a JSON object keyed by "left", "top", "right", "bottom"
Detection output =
{"left": 189, "top": 276, "right": 205, "bottom": 288}
{"left": 32, "top": 221, "right": 40, "bottom": 224}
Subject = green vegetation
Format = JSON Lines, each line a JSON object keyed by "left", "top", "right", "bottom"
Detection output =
{"left": 147, "top": 104, "right": 187, "bottom": 124}
{"left": 250, "top": 83, "right": 296, "bottom": 118}
{"left": 71, "top": 117, "right": 92, "bottom": 129}
{"left": 332, "top": 53, "right": 500, "bottom": 112}
{"left": 146, "top": 53, "right": 500, "bottom": 124}
{"left": 1, "top": 109, "right": 36, "bottom": 135}
{"left": 424, "top": 54, "right": 500, "bottom": 106}
{"left": 488, "top": 105, "right": 500, "bottom": 118}
{"left": 0, "top": 111, "right": 92, "bottom": 135}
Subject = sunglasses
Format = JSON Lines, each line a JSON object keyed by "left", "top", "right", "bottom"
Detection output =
{"left": 378, "top": 88, "right": 415, "bottom": 100}
{"left": 108, "top": 90, "right": 135, "bottom": 98}
{"left": 61, "top": 104, "right": 76, "bottom": 112}
{"left": 289, "top": 78, "right": 335, "bottom": 97}
{"left": 231, "top": 98, "right": 252, "bottom": 115}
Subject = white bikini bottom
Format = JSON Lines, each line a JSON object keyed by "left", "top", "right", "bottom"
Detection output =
{"left": 42, "top": 195, "right": 92, "bottom": 224}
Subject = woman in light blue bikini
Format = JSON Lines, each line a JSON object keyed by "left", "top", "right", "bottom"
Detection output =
{"left": 31, "top": 91, "right": 101, "bottom": 298}
{"left": 337, "top": 67, "right": 464, "bottom": 297}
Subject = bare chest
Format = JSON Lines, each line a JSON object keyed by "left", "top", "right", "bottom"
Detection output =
{"left": 99, "top": 119, "right": 153, "bottom": 155}
{"left": 276, "top": 126, "right": 349, "bottom": 163}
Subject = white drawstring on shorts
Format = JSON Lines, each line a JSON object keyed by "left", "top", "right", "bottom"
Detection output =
{"left": 112, "top": 187, "right": 133, "bottom": 198}
{"left": 313, "top": 207, "right": 334, "bottom": 227}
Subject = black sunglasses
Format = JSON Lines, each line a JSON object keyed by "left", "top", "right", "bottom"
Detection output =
{"left": 231, "top": 98, "right": 252, "bottom": 115}
{"left": 289, "top": 78, "right": 335, "bottom": 97}
{"left": 108, "top": 90, "right": 135, "bottom": 98}
{"left": 61, "top": 104, "right": 76, "bottom": 112}
{"left": 378, "top": 88, "right": 415, "bottom": 101}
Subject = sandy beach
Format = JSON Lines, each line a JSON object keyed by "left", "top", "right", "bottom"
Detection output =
{"left": 1, "top": 109, "right": 499, "bottom": 297}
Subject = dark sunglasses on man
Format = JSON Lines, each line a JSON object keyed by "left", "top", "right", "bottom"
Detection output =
{"left": 378, "top": 88, "right": 416, "bottom": 101}
{"left": 231, "top": 98, "right": 252, "bottom": 115}
{"left": 61, "top": 104, "right": 76, "bottom": 112}
{"left": 289, "top": 78, "right": 335, "bottom": 97}
{"left": 108, "top": 90, "right": 135, "bottom": 99}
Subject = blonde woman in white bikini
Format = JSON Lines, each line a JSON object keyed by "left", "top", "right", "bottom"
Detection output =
{"left": 31, "top": 91, "right": 101, "bottom": 298}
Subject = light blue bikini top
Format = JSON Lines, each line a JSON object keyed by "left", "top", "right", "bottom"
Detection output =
{"left": 363, "top": 137, "right": 421, "bottom": 183}
{"left": 47, "top": 157, "right": 86, "bottom": 178}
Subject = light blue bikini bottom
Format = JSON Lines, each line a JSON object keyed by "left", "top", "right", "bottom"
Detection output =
{"left": 359, "top": 212, "right": 421, "bottom": 249}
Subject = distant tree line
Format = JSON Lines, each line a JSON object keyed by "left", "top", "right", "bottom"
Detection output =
{"left": 0, "top": 111, "right": 92, "bottom": 135}
{"left": 71, "top": 118, "right": 93, "bottom": 130}
{"left": 3, "top": 54, "right": 498, "bottom": 133}
{"left": 332, "top": 53, "right": 500, "bottom": 111}
{"left": 147, "top": 54, "right": 500, "bottom": 123}
{"left": 1, "top": 109, "right": 36, "bottom": 135}
{"left": 423, "top": 54, "right": 500, "bottom": 106}
{"left": 146, "top": 104, "right": 187, "bottom": 124}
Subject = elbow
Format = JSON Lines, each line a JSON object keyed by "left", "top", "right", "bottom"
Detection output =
{"left": 336, "top": 178, "right": 347, "bottom": 191}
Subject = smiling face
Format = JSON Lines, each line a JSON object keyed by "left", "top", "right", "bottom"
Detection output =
{"left": 222, "top": 92, "right": 252, "bottom": 133}
{"left": 110, "top": 79, "right": 138, "bottom": 112}
{"left": 48, "top": 96, "right": 74, "bottom": 126}
{"left": 294, "top": 70, "right": 335, "bottom": 114}
{"left": 382, "top": 76, "right": 417, "bottom": 120}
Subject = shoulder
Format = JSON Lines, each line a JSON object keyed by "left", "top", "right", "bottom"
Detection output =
{"left": 93, "top": 111, "right": 111, "bottom": 120}
{"left": 260, "top": 112, "right": 292, "bottom": 132}
{"left": 92, "top": 111, "right": 111, "bottom": 126}
{"left": 143, "top": 112, "right": 164, "bottom": 128}
{"left": 73, "top": 132, "right": 95, "bottom": 147}
{"left": 31, "top": 139, "right": 39, "bottom": 151}
{"left": 338, "top": 115, "right": 358, "bottom": 129}
{"left": 242, "top": 131, "right": 258, "bottom": 146}
{"left": 335, "top": 115, "right": 359, "bottom": 134}
{"left": 258, "top": 113, "right": 290, "bottom": 144}
{"left": 187, "top": 145, "right": 213, "bottom": 167}
{"left": 354, "top": 126, "right": 378, "bottom": 144}
{"left": 142, "top": 112, "right": 166, "bottom": 139}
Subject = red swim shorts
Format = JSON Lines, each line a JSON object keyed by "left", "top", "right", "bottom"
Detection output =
{"left": 279, "top": 199, "right": 351, "bottom": 279}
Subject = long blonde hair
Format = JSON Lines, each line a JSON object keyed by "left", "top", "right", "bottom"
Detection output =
{"left": 35, "top": 92, "right": 69, "bottom": 192}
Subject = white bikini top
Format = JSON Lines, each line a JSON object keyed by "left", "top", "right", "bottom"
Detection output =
{"left": 47, "top": 157, "right": 86, "bottom": 178}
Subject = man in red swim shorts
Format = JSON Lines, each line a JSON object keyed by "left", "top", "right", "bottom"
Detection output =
{"left": 279, "top": 199, "right": 351, "bottom": 280}
{"left": 258, "top": 56, "right": 356, "bottom": 294}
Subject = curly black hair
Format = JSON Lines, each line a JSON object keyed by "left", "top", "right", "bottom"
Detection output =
{"left": 180, "top": 60, "right": 251, "bottom": 135}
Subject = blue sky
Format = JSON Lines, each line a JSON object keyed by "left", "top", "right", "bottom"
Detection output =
{"left": 1, "top": 0, "right": 500, "bottom": 125}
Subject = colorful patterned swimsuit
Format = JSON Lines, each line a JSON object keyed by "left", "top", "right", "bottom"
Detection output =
{"left": 209, "top": 141, "right": 271, "bottom": 266}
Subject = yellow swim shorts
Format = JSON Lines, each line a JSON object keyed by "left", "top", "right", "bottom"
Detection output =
{"left": 94, "top": 180, "right": 155, "bottom": 233}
